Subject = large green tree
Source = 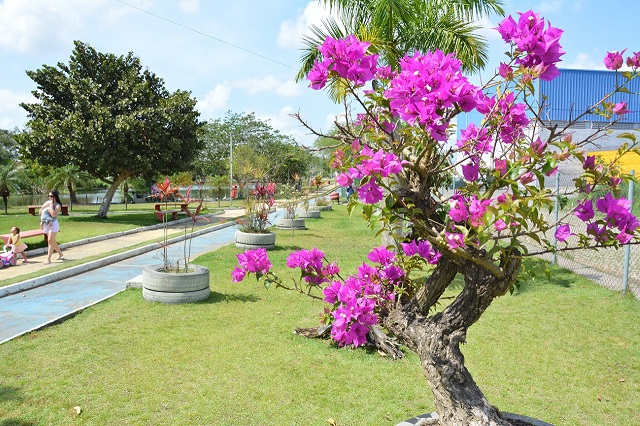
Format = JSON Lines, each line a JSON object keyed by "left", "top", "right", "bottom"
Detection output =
{"left": 193, "top": 111, "right": 313, "bottom": 184}
{"left": 19, "top": 41, "right": 203, "bottom": 218}
{"left": 296, "top": 0, "right": 504, "bottom": 96}
{"left": 0, "top": 129, "right": 19, "bottom": 164}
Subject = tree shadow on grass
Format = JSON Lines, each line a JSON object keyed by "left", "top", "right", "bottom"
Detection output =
{"left": 0, "top": 386, "right": 34, "bottom": 425}
{"left": 203, "top": 291, "right": 261, "bottom": 304}
{"left": 0, "top": 386, "right": 23, "bottom": 403}
{"left": 65, "top": 213, "right": 152, "bottom": 224}
{"left": 0, "top": 420, "right": 34, "bottom": 426}
{"left": 510, "top": 258, "right": 574, "bottom": 296}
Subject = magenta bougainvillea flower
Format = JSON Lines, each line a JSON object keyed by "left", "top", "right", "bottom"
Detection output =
{"left": 603, "top": 49, "right": 626, "bottom": 70}
{"left": 555, "top": 224, "right": 571, "bottom": 242}
{"left": 496, "top": 10, "right": 564, "bottom": 81}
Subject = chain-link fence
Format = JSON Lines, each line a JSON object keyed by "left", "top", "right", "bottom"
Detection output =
{"left": 527, "top": 168, "right": 640, "bottom": 299}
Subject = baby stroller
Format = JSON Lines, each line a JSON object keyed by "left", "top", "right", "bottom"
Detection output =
{"left": 0, "top": 244, "right": 17, "bottom": 268}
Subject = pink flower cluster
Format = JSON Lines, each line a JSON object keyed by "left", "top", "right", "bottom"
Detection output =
{"left": 323, "top": 246, "right": 404, "bottom": 347}
{"left": 574, "top": 194, "right": 639, "bottom": 244}
{"left": 335, "top": 145, "right": 405, "bottom": 204}
{"left": 308, "top": 35, "right": 379, "bottom": 89}
{"left": 603, "top": 49, "right": 640, "bottom": 71}
{"left": 448, "top": 193, "right": 492, "bottom": 228}
{"left": 497, "top": 10, "right": 564, "bottom": 81}
{"left": 401, "top": 239, "right": 441, "bottom": 264}
{"left": 286, "top": 248, "right": 339, "bottom": 285}
{"left": 385, "top": 50, "right": 479, "bottom": 141}
{"left": 478, "top": 92, "right": 530, "bottom": 145}
{"left": 231, "top": 248, "right": 272, "bottom": 282}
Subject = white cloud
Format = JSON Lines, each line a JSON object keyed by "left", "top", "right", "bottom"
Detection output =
{"left": 0, "top": 89, "right": 36, "bottom": 129}
{"left": 196, "top": 84, "right": 231, "bottom": 116}
{"left": 253, "top": 106, "right": 313, "bottom": 146}
{"left": 233, "top": 76, "right": 301, "bottom": 97}
{"left": 0, "top": 0, "right": 114, "bottom": 54}
{"left": 470, "top": 16, "right": 503, "bottom": 52}
{"left": 277, "top": 2, "right": 334, "bottom": 50}
{"left": 538, "top": 0, "right": 563, "bottom": 13}
{"left": 564, "top": 53, "right": 606, "bottom": 70}
{"left": 178, "top": 0, "right": 199, "bottom": 14}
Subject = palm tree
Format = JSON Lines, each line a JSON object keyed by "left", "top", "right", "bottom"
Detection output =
{"left": 296, "top": 0, "right": 505, "bottom": 92}
{"left": 208, "top": 175, "right": 228, "bottom": 207}
{"left": 46, "top": 165, "right": 94, "bottom": 206}
{"left": 0, "top": 163, "right": 19, "bottom": 214}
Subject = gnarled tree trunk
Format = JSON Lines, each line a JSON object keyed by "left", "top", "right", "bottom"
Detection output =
{"left": 386, "top": 250, "right": 522, "bottom": 425}
{"left": 97, "top": 174, "right": 129, "bottom": 218}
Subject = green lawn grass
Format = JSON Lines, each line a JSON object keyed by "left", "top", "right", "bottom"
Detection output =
{"left": 0, "top": 205, "right": 638, "bottom": 425}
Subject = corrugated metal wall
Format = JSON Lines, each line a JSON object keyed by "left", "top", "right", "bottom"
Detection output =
{"left": 538, "top": 68, "right": 640, "bottom": 124}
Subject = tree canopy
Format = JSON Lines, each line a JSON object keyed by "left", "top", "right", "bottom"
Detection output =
{"left": 193, "top": 111, "right": 313, "bottom": 184}
{"left": 0, "top": 129, "right": 19, "bottom": 165}
{"left": 19, "top": 40, "right": 203, "bottom": 218}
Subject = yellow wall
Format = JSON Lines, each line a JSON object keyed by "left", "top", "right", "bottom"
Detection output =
{"left": 589, "top": 150, "right": 640, "bottom": 174}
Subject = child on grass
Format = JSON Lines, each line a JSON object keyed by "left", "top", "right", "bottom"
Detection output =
{"left": 8, "top": 226, "right": 28, "bottom": 262}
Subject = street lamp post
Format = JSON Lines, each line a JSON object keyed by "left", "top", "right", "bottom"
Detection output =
{"left": 229, "top": 134, "right": 233, "bottom": 208}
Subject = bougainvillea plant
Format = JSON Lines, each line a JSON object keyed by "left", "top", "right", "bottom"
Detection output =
{"left": 233, "top": 10, "right": 640, "bottom": 425}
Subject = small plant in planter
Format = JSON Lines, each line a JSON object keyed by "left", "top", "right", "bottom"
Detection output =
{"left": 235, "top": 182, "right": 277, "bottom": 249}
{"left": 315, "top": 196, "right": 332, "bottom": 211}
{"left": 299, "top": 194, "right": 321, "bottom": 218}
{"left": 276, "top": 184, "right": 306, "bottom": 233}
{"left": 143, "top": 177, "right": 211, "bottom": 304}
{"left": 151, "top": 176, "right": 210, "bottom": 272}
{"left": 236, "top": 182, "right": 276, "bottom": 234}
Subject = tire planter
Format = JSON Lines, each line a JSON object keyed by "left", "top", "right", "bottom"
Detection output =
{"left": 234, "top": 230, "right": 276, "bottom": 250}
{"left": 396, "top": 412, "right": 554, "bottom": 426}
{"left": 276, "top": 218, "right": 307, "bottom": 230}
{"left": 142, "top": 265, "right": 210, "bottom": 304}
{"left": 299, "top": 210, "right": 321, "bottom": 218}
{"left": 317, "top": 205, "right": 333, "bottom": 211}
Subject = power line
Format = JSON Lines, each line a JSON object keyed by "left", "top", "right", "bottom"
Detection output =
{"left": 112, "top": 0, "right": 295, "bottom": 70}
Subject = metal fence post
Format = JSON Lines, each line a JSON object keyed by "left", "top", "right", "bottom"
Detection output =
{"left": 552, "top": 172, "right": 560, "bottom": 265}
{"left": 622, "top": 170, "right": 634, "bottom": 296}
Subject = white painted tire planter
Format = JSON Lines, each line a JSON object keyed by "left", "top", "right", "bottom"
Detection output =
{"left": 317, "top": 205, "right": 333, "bottom": 211}
{"left": 298, "top": 210, "right": 321, "bottom": 218}
{"left": 276, "top": 218, "right": 307, "bottom": 230}
{"left": 234, "top": 230, "right": 276, "bottom": 249}
{"left": 142, "top": 265, "right": 210, "bottom": 304}
{"left": 142, "top": 286, "right": 211, "bottom": 304}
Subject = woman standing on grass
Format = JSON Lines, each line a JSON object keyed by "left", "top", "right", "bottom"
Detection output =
{"left": 39, "top": 189, "right": 64, "bottom": 264}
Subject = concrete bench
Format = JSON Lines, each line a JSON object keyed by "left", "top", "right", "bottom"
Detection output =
{"left": 154, "top": 209, "right": 180, "bottom": 221}
{"left": 28, "top": 205, "right": 69, "bottom": 216}
{"left": 329, "top": 192, "right": 340, "bottom": 204}
{"left": 155, "top": 203, "right": 188, "bottom": 211}
{"left": 0, "top": 229, "right": 48, "bottom": 245}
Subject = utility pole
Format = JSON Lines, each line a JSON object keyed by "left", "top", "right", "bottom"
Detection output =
{"left": 229, "top": 133, "right": 233, "bottom": 208}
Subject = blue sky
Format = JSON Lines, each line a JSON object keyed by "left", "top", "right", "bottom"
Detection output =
{"left": 0, "top": 0, "right": 636, "bottom": 146}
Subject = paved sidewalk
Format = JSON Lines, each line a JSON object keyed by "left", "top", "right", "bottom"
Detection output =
{"left": 0, "top": 208, "right": 258, "bottom": 344}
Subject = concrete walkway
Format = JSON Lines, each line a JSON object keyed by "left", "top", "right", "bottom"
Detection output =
{"left": 0, "top": 208, "right": 269, "bottom": 345}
